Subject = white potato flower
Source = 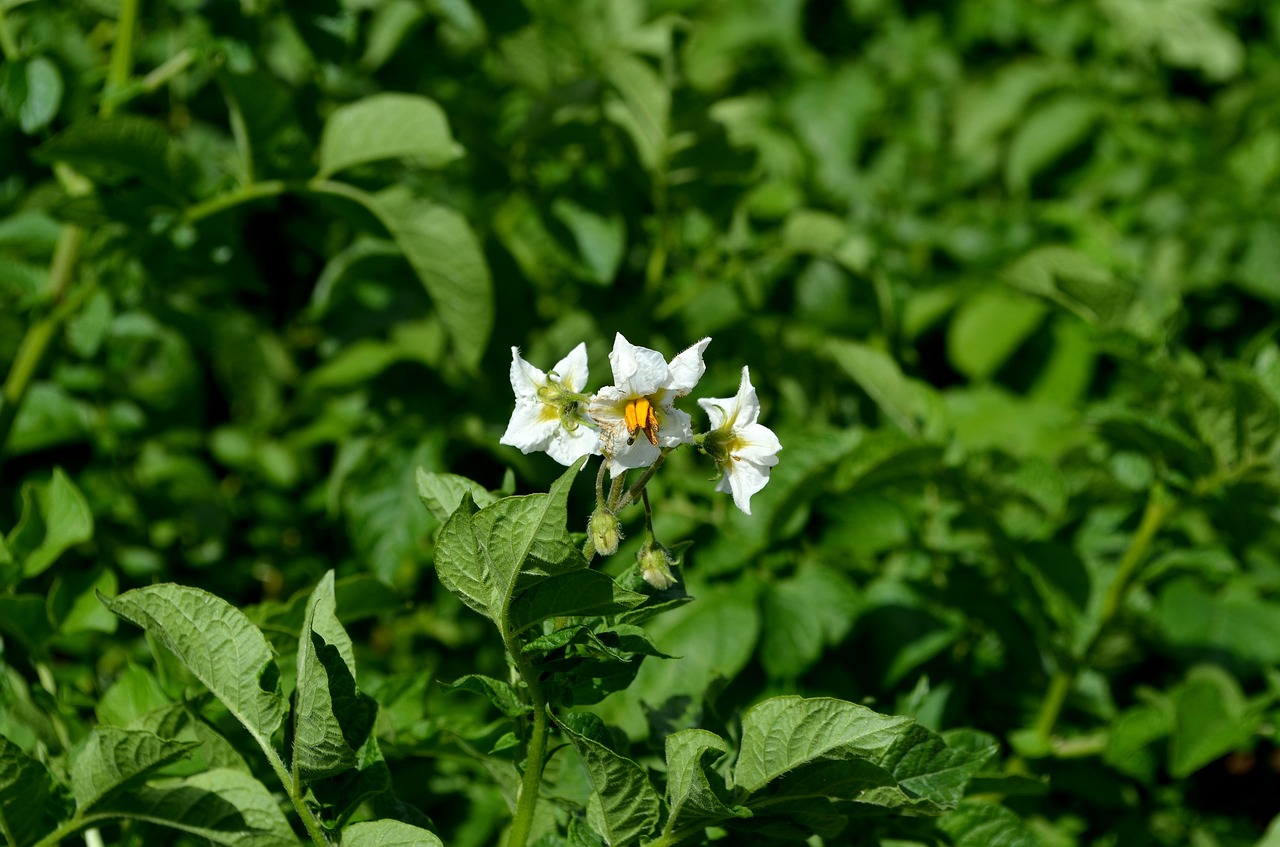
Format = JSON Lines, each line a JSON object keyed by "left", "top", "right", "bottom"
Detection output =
{"left": 697, "top": 366, "right": 782, "bottom": 515}
{"left": 588, "top": 334, "right": 711, "bottom": 476}
{"left": 500, "top": 343, "right": 601, "bottom": 465}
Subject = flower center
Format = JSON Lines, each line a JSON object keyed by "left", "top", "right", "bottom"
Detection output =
{"left": 623, "top": 397, "right": 660, "bottom": 446}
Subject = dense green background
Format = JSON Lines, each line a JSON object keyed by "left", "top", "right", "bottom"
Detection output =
{"left": 3, "top": 0, "right": 1280, "bottom": 844}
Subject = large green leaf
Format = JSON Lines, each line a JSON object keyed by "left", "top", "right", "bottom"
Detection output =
{"left": 433, "top": 459, "right": 586, "bottom": 629}
{"left": 71, "top": 727, "right": 198, "bottom": 812}
{"left": 938, "top": 799, "right": 1041, "bottom": 847}
{"left": 293, "top": 571, "right": 377, "bottom": 780}
{"left": 732, "top": 696, "right": 912, "bottom": 794}
{"left": 106, "top": 585, "right": 286, "bottom": 751}
{"left": 560, "top": 713, "right": 661, "bottom": 847}
{"left": 0, "top": 734, "right": 54, "bottom": 847}
{"left": 318, "top": 93, "right": 462, "bottom": 177}
{"left": 92, "top": 768, "right": 298, "bottom": 847}
{"left": 365, "top": 186, "right": 493, "bottom": 370}
{"left": 343, "top": 820, "right": 444, "bottom": 847}
{"left": 5, "top": 466, "right": 94, "bottom": 579}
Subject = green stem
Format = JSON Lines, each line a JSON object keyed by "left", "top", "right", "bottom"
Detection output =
{"left": 184, "top": 180, "right": 288, "bottom": 222}
{"left": 141, "top": 47, "right": 195, "bottom": 92}
{"left": 504, "top": 647, "right": 550, "bottom": 847}
{"left": 646, "top": 823, "right": 709, "bottom": 847}
{"left": 1032, "top": 487, "right": 1174, "bottom": 742}
{"left": 261, "top": 745, "right": 331, "bottom": 846}
{"left": 615, "top": 447, "right": 674, "bottom": 511}
{"left": 102, "top": 0, "right": 139, "bottom": 118}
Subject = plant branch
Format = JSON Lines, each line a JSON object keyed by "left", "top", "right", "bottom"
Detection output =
{"left": 1032, "top": 486, "right": 1175, "bottom": 742}
{"left": 261, "top": 744, "right": 331, "bottom": 846}
{"left": 101, "top": 0, "right": 139, "bottom": 118}
{"left": 184, "top": 180, "right": 288, "bottom": 222}
{"left": 504, "top": 641, "right": 551, "bottom": 847}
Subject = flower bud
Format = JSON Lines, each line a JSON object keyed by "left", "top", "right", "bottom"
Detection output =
{"left": 587, "top": 508, "right": 622, "bottom": 557}
{"left": 637, "top": 536, "right": 679, "bottom": 590}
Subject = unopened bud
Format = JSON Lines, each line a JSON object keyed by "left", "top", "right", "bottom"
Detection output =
{"left": 588, "top": 509, "right": 622, "bottom": 557}
{"left": 637, "top": 536, "right": 678, "bottom": 590}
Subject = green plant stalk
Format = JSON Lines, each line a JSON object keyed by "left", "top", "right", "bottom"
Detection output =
{"left": 1032, "top": 488, "right": 1175, "bottom": 742}
{"left": 504, "top": 645, "right": 551, "bottom": 847}
{"left": 261, "top": 744, "right": 332, "bottom": 846}
{"left": 102, "top": 0, "right": 139, "bottom": 117}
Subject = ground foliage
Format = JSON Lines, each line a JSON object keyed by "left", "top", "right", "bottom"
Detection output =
{"left": 2, "top": 0, "right": 1280, "bottom": 845}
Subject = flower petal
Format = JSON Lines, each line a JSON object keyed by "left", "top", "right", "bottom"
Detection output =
{"left": 609, "top": 333, "right": 669, "bottom": 397}
{"left": 735, "top": 423, "right": 782, "bottom": 462}
{"left": 500, "top": 400, "right": 559, "bottom": 453}
{"left": 552, "top": 342, "right": 590, "bottom": 393}
{"left": 724, "top": 456, "right": 773, "bottom": 515}
{"left": 544, "top": 418, "right": 602, "bottom": 465}
{"left": 655, "top": 405, "right": 694, "bottom": 448}
{"left": 666, "top": 337, "right": 711, "bottom": 395}
{"left": 607, "top": 436, "right": 663, "bottom": 476}
{"left": 509, "top": 347, "right": 546, "bottom": 400}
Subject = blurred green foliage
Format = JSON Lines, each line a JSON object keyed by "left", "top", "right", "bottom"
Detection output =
{"left": 2, "top": 0, "right": 1280, "bottom": 844}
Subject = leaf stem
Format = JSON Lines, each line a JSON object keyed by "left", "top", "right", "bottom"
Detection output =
{"left": 1032, "top": 486, "right": 1175, "bottom": 742}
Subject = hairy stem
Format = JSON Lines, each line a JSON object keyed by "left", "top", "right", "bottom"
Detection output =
{"left": 262, "top": 745, "right": 331, "bottom": 846}
{"left": 505, "top": 645, "right": 550, "bottom": 847}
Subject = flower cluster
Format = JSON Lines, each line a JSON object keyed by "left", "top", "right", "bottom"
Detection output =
{"left": 500, "top": 334, "right": 782, "bottom": 516}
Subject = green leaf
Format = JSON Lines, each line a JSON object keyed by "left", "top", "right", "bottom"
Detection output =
{"left": 444, "top": 675, "right": 529, "bottom": 718}
{"left": 551, "top": 198, "right": 626, "bottom": 285}
{"left": 294, "top": 571, "right": 377, "bottom": 780}
{"left": 1169, "top": 665, "right": 1256, "bottom": 778}
{"left": 365, "top": 186, "right": 493, "bottom": 370}
{"left": 48, "top": 566, "right": 118, "bottom": 635}
{"left": 875, "top": 726, "right": 998, "bottom": 807}
{"left": 0, "top": 734, "right": 55, "bottom": 847}
{"left": 732, "top": 696, "right": 913, "bottom": 794}
{"left": 560, "top": 712, "right": 661, "bottom": 846}
{"left": 5, "top": 466, "right": 94, "bottom": 578}
{"left": 602, "top": 50, "right": 669, "bottom": 172}
{"left": 106, "top": 585, "right": 286, "bottom": 751}
{"left": 318, "top": 93, "right": 462, "bottom": 177}
{"left": 1004, "top": 97, "right": 1098, "bottom": 193}
{"left": 0, "top": 56, "right": 64, "bottom": 134}
{"left": 36, "top": 115, "right": 193, "bottom": 200}
{"left": 664, "top": 729, "right": 751, "bottom": 831}
{"left": 92, "top": 768, "right": 299, "bottom": 847}
{"left": 0, "top": 595, "right": 55, "bottom": 652}
{"left": 343, "top": 820, "right": 444, "bottom": 847}
{"left": 760, "top": 563, "right": 860, "bottom": 679}
{"left": 507, "top": 570, "right": 646, "bottom": 635}
{"left": 948, "top": 287, "right": 1048, "bottom": 380}
{"left": 827, "top": 340, "right": 941, "bottom": 438}
{"left": 71, "top": 727, "right": 198, "bottom": 812}
{"left": 416, "top": 469, "right": 498, "bottom": 523}
{"left": 434, "top": 459, "right": 586, "bottom": 627}
{"left": 938, "top": 799, "right": 1040, "bottom": 847}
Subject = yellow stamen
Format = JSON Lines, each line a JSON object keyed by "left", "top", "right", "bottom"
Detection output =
{"left": 624, "top": 397, "right": 660, "bottom": 446}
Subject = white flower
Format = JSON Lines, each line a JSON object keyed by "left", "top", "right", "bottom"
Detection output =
{"left": 500, "top": 343, "right": 601, "bottom": 465}
{"left": 587, "top": 334, "right": 711, "bottom": 475}
{"left": 697, "top": 366, "right": 781, "bottom": 515}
